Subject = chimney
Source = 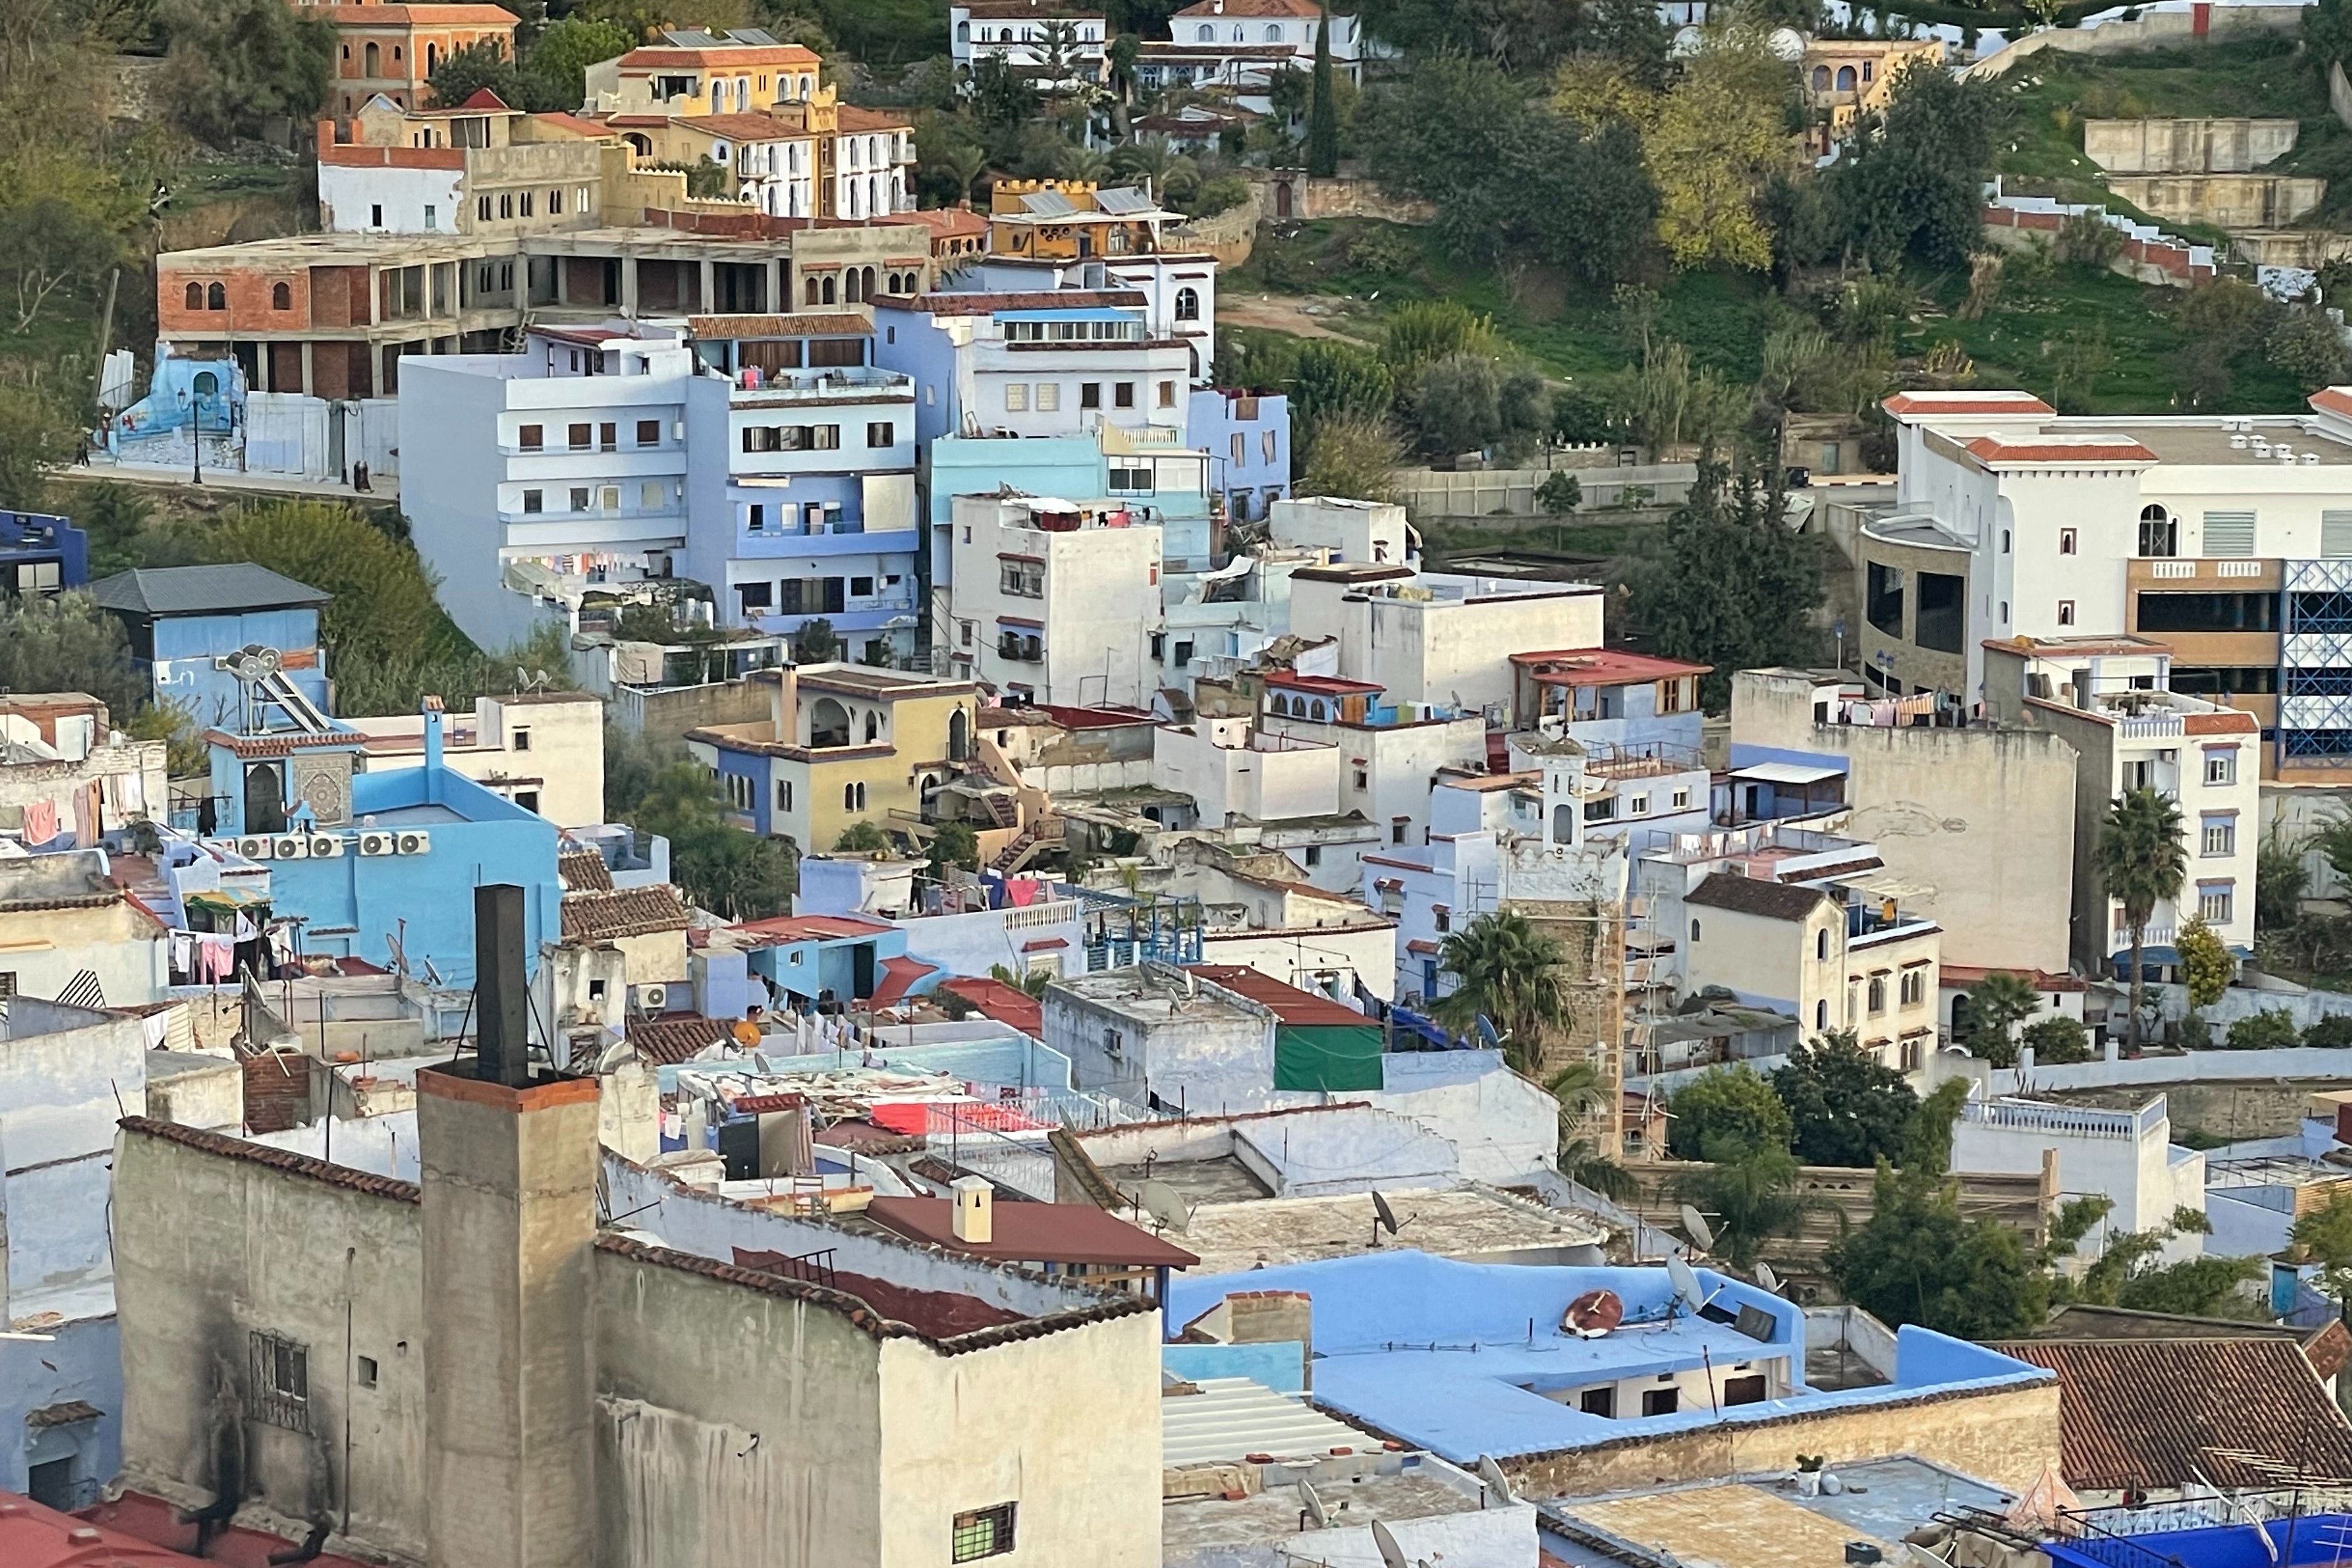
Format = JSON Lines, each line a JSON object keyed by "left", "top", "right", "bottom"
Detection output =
{"left": 951, "top": 1175, "right": 993, "bottom": 1244}
{"left": 772, "top": 663, "right": 798, "bottom": 743}
{"left": 422, "top": 694, "right": 446, "bottom": 803}
{"left": 417, "top": 885, "right": 599, "bottom": 1568}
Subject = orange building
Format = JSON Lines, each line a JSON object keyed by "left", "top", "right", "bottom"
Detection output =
{"left": 287, "top": 0, "right": 521, "bottom": 116}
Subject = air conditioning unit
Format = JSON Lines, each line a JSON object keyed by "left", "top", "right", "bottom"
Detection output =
{"left": 358, "top": 831, "right": 396, "bottom": 856}
{"left": 234, "top": 836, "right": 274, "bottom": 859}
{"left": 309, "top": 835, "right": 345, "bottom": 859}
{"left": 273, "top": 836, "right": 310, "bottom": 860}
{"left": 396, "top": 830, "right": 432, "bottom": 855}
{"left": 628, "top": 982, "right": 669, "bottom": 1014}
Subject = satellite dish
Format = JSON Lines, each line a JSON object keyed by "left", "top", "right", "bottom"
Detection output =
{"left": 1300, "top": 1481, "right": 1330, "bottom": 1529}
{"left": 1371, "top": 1520, "right": 1410, "bottom": 1568}
{"left": 1476, "top": 1454, "right": 1515, "bottom": 1505}
{"left": 1563, "top": 1287, "right": 1625, "bottom": 1338}
{"left": 1137, "top": 1178, "right": 1192, "bottom": 1235}
{"left": 1679, "top": 1203, "right": 1716, "bottom": 1253}
{"left": 1755, "top": 1260, "right": 1781, "bottom": 1295}
{"left": 1666, "top": 1253, "right": 1706, "bottom": 1312}
{"left": 1372, "top": 1191, "right": 1401, "bottom": 1234}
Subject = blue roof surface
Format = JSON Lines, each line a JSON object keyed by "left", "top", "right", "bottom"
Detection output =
{"left": 1165, "top": 1253, "right": 2050, "bottom": 1463}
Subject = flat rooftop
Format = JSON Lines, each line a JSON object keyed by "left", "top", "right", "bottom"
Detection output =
{"left": 1555, "top": 1457, "right": 2013, "bottom": 1566}
{"left": 2076, "top": 417, "right": 2352, "bottom": 468}
{"left": 1163, "top": 1454, "right": 1491, "bottom": 1555}
{"left": 1165, "top": 1254, "right": 2049, "bottom": 1465}
{"left": 1170, "top": 1186, "right": 1607, "bottom": 1275}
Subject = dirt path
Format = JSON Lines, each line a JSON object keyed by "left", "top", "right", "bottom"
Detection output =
{"left": 1217, "top": 292, "right": 1380, "bottom": 344}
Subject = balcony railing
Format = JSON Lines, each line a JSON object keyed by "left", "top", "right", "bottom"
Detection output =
{"left": 727, "top": 367, "right": 912, "bottom": 400}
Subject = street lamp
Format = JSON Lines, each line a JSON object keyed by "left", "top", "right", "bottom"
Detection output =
{"left": 175, "top": 385, "right": 202, "bottom": 485}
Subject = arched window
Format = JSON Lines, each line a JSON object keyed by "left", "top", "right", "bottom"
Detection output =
{"left": 1816, "top": 999, "right": 1829, "bottom": 1030}
{"left": 206, "top": 282, "right": 226, "bottom": 310}
{"left": 271, "top": 281, "right": 292, "bottom": 310}
{"left": 363, "top": 40, "right": 379, "bottom": 76}
{"left": 806, "top": 276, "right": 822, "bottom": 306}
{"left": 185, "top": 282, "right": 204, "bottom": 310}
{"left": 844, "top": 782, "right": 858, "bottom": 810}
{"left": 1817, "top": 928, "right": 1829, "bottom": 961}
{"left": 844, "top": 268, "right": 861, "bottom": 303}
{"left": 1174, "top": 286, "right": 1200, "bottom": 321}
{"left": 425, "top": 42, "right": 437, "bottom": 72}
{"left": 861, "top": 266, "right": 876, "bottom": 299}
{"left": 1812, "top": 64, "right": 1829, "bottom": 89}
{"left": 956, "top": 19, "right": 969, "bottom": 41}
{"left": 948, "top": 708, "right": 970, "bottom": 761}
{"left": 1231, "top": 23, "right": 1245, "bottom": 40}
{"left": 810, "top": 697, "right": 852, "bottom": 748}
{"left": 1554, "top": 804, "right": 1574, "bottom": 841}
{"left": 856, "top": 782, "right": 867, "bottom": 809}
{"left": 1690, "top": 918, "right": 1702, "bottom": 943}
{"left": 1265, "top": 23, "right": 1283, "bottom": 40}
{"left": 864, "top": 710, "right": 881, "bottom": 742}
{"left": 1309, "top": 699, "right": 1326, "bottom": 720}
{"left": 821, "top": 275, "right": 836, "bottom": 304}
{"left": 193, "top": 371, "right": 218, "bottom": 397}
{"left": 1197, "top": 23, "right": 1214, "bottom": 39}
{"left": 2138, "top": 503, "right": 2175, "bottom": 558}
{"left": 1835, "top": 65, "right": 1856, "bottom": 90}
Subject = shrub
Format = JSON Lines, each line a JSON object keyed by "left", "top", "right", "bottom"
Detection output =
{"left": 2227, "top": 1008, "right": 2302, "bottom": 1051}
{"left": 2020, "top": 1014, "right": 2094, "bottom": 1065}
{"left": 2306, "top": 1013, "right": 2352, "bottom": 1049}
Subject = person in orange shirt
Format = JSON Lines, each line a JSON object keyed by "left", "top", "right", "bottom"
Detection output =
{"left": 732, "top": 1004, "right": 766, "bottom": 1052}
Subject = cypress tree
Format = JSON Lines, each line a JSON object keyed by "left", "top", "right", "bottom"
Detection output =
{"left": 1306, "top": 4, "right": 1340, "bottom": 177}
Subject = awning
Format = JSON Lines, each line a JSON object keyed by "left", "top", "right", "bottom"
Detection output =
{"left": 1731, "top": 761, "right": 1845, "bottom": 786}
{"left": 866, "top": 954, "right": 937, "bottom": 1009}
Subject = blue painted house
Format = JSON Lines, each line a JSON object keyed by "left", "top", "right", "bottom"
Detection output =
{"left": 1188, "top": 388, "right": 1290, "bottom": 523}
{"left": 0, "top": 509, "right": 89, "bottom": 600}
{"left": 206, "top": 704, "right": 561, "bottom": 986}
{"left": 91, "top": 564, "right": 331, "bottom": 728}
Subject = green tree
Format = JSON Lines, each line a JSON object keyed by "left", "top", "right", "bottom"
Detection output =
{"left": 0, "top": 380, "right": 78, "bottom": 510}
{"left": 619, "top": 758, "right": 796, "bottom": 918}
{"left": 1398, "top": 354, "right": 1546, "bottom": 464}
{"left": 0, "top": 146, "right": 141, "bottom": 334}
{"left": 1287, "top": 341, "right": 1394, "bottom": 426}
{"left": 2176, "top": 915, "right": 2233, "bottom": 1012}
{"left": 1623, "top": 459, "right": 1829, "bottom": 709}
{"left": 1110, "top": 136, "right": 1199, "bottom": 201}
{"left": 428, "top": 37, "right": 529, "bottom": 109}
{"left": 1665, "top": 1065, "right": 1793, "bottom": 1161}
{"left": 1429, "top": 909, "right": 1570, "bottom": 1074}
{"left": 158, "top": 0, "right": 334, "bottom": 146}
{"left": 1306, "top": 3, "right": 1340, "bottom": 177}
{"left": 968, "top": 55, "right": 1042, "bottom": 130}
{"left": 930, "top": 821, "right": 981, "bottom": 873}
{"left": 1772, "top": 1030, "right": 1919, "bottom": 1168}
{"left": 2309, "top": 0, "right": 2352, "bottom": 78}
{"left": 1825, "top": 59, "right": 2002, "bottom": 271}
{"left": 792, "top": 617, "right": 841, "bottom": 663}
{"left": 1583, "top": 0, "right": 1672, "bottom": 89}
{"left": 1537, "top": 471, "right": 1583, "bottom": 518}
{"left": 2095, "top": 787, "right": 2187, "bottom": 1052}
{"left": 1962, "top": 970, "right": 2041, "bottom": 1067}
{"left": 526, "top": 16, "right": 633, "bottom": 108}
{"left": 2294, "top": 1185, "right": 2352, "bottom": 1303}
{"left": 1381, "top": 300, "right": 1504, "bottom": 374}
{"left": 835, "top": 820, "right": 891, "bottom": 853}
{"left": 1675, "top": 1144, "right": 1808, "bottom": 1269}
{"left": 2227, "top": 1007, "right": 2301, "bottom": 1051}
{"left": 204, "top": 501, "right": 442, "bottom": 673}
{"left": 1544, "top": 1058, "right": 1636, "bottom": 1201}
{"left": 2257, "top": 824, "right": 2311, "bottom": 932}
{"left": 2020, "top": 1014, "right": 2094, "bottom": 1065}
{"left": 1903, "top": 1077, "right": 1971, "bottom": 1178}
{"left": 1829, "top": 1164, "right": 2048, "bottom": 1338}
{"left": 2315, "top": 808, "right": 2352, "bottom": 895}
{"left": 1298, "top": 412, "right": 1404, "bottom": 501}
{"left": 2115, "top": 1253, "right": 2264, "bottom": 1316}
{"left": 0, "top": 590, "right": 146, "bottom": 717}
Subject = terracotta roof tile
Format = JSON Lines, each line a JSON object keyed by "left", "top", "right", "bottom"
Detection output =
{"left": 558, "top": 849, "right": 613, "bottom": 892}
{"left": 561, "top": 886, "right": 690, "bottom": 942}
{"left": 1993, "top": 1338, "right": 2352, "bottom": 1490}
{"left": 627, "top": 1010, "right": 732, "bottom": 1063}
{"left": 1683, "top": 872, "right": 1834, "bottom": 922}
{"left": 118, "top": 1115, "right": 421, "bottom": 1203}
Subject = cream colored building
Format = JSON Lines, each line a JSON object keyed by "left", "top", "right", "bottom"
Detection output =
{"left": 348, "top": 691, "right": 606, "bottom": 826}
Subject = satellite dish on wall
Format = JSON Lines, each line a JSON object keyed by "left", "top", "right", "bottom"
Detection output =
{"left": 1679, "top": 1203, "right": 1716, "bottom": 1253}
{"left": 1755, "top": 1260, "right": 1782, "bottom": 1295}
{"left": 1563, "top": 1288, "right": 1625, "bottom": 1338}
{"left": 1138, "top": 1178, "right": 1192, "bottom": 1235}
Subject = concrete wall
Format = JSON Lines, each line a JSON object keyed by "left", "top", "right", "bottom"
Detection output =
{"left": 1044, "top": 985, "right": 1274, "bottom": 1112}
{"left": 0, "top": 899, "right": 170, "bottom": 1012}
{"left": 112, "top": 1127, "right": 432, "bottom": 1563}
{"left": 2082, "top": 118, "right": 2300, "bottom": 175}
{"left": 2104, "top": 174, "right": 2325, "bottom": 231}
{"left": 1966, "top": 5, "right": 2308, "bottom": 79}
{"left": 1730, "top": 670, "right": 2078, "bottom": 972}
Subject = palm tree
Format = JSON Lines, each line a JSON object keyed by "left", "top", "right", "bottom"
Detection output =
{"left": 1430, "top": 909, "right": 1571, "bottom": 1074}
{"left": 1056, "top": 142, "right": 1112, "bottom": 183}
{"left": 1673, "top": 1147, "right": 1811, "bottom": 1271}
{"left": 1110, "top": 135, "right": 1198, "bottom": 201}
{"left": 1545, "top": 1059, "right": 1634, "bottom": 1201}
{"left": 2094, "top": 786, "right": 2188, "bottom": 1051}
{"left": 1961, "top": 970, "right": 2041, "bottom": 1066}
{"left": 937, "top": 141, "right": 990, "bottom": 209}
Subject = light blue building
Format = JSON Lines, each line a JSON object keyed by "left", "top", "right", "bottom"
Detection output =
{"left": 0, "top": 509, "right": 89, "bottom": 601}
{"left": 206, "top": 704, "right": 561, "bottom": 986}
{"left": 90, "top": 564, "right": 331, "bottom": 730}
{"left": 1188, "top": 388, "right": 1290, "bottom": 523}
{"left": 105, "top": 340, "right": 244, "bottom": 467}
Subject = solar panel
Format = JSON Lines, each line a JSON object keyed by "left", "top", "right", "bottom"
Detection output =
{"left": 1020, "top": 190, "right": 1077, "bottom": 217}
{"left": 1095, "top": 186, "right": 1152, "bottom": 215}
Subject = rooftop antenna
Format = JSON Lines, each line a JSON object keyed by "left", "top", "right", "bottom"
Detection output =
{"left": 1136, "top": 1178, "right": 1192, "bottom": 1236}
{"left": 1679, "top": 1203, "right": 1717, "bottom": 1255}
{"left": 1370, "top": 1190, "right": 1416, "bottom": 1248}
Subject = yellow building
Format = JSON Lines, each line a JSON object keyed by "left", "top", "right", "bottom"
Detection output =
{"left": 986, "top": 179, "right": 1182, "bottom": 260}
{"left": 687, "top": 664, "right": 981, "bottom": 850}
{"left": 1803, "top": 37, "right": 1943, "bottom": 155}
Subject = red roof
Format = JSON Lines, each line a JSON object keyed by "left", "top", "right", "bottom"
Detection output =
{"left": 1264, "top": 672, "right": 1384, "bottom": 696}
{"left": 1036, "top": 702, "right": 1156, "bottom": 730}
{"left": 867, "top": 954, "right": 937, "bottom": 1008}
{"left": 869, "top": 1100, "right": 1054, "bottom": 1135}
{"left": 866, "top": 1196, "right": 1199, "bottom": 1267}
{"left": 531, "top": 110, "right": 608, "bottom": 137}
{"left": 50, "top": 1490, "right": 380, "bottom": 1567}
{"left": 615, "top": 43, "right": 821, "bottom": 68}
{"left": 938, "top": 975, "right": 1044, "bottom": 1035}
{"left": 1883, "top": 391, "right": 2054, "bottom": 418}
{"left": 2311, "top": 387, "right": 2352, "bottom": 419}
{"left": 1510, "top": 648, "right": 1710, "bottom": 684}
{"left": 1188, "top": 964, "right": 1371, "bottom": 1027}
{"left": 1965, "top": 435, "right": 2157, "bottom": 466}
{"left": 734, "top": 1248, "right": 1024, "bottom": 1335}
{"left": 731, "top": 912, "right": 892, "bottom": 943}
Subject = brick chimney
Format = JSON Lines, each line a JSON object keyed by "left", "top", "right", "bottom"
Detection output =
{"left": 416, "top": 885, "right": 599, "bottom": 1568}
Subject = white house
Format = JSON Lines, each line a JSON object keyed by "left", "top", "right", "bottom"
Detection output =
{"left": 950, "top": 0, "right": 1109, "bottom": 89}
{"left": 947, "top": 493, "right": 1164, "bottom": 708}
{"left": 1141, "top": 0, "right": 1362, "bottom": 117}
